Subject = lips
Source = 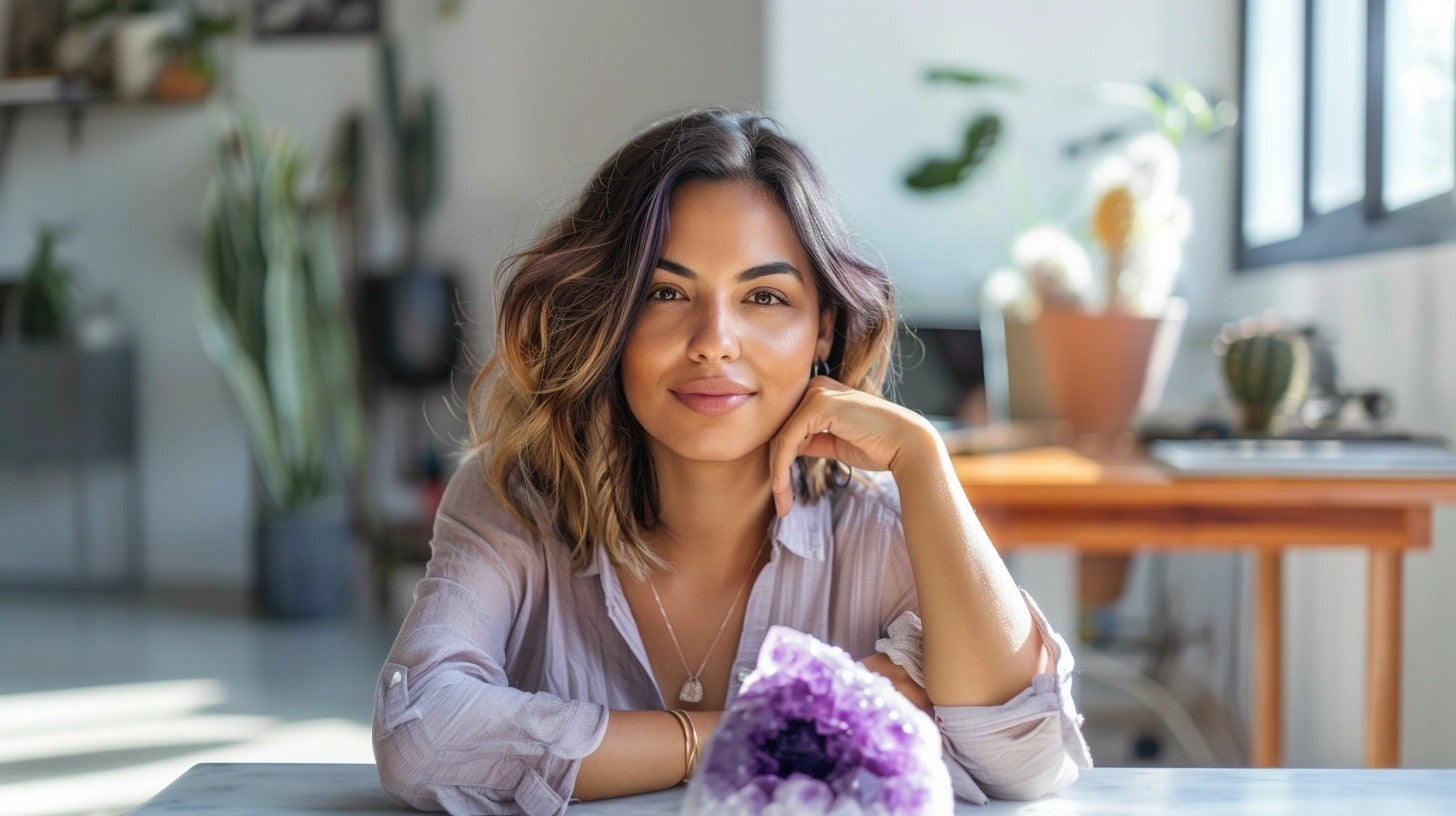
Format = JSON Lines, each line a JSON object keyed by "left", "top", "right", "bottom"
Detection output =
{"left": 671, "top": 377, "right": 755, "bottom": 416}
{"left": 672, "top": 392, "right": 753, "bottom": 416}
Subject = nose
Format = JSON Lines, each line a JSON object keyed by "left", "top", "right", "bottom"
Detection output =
{"left": 686, "top": 296, "right": 740, "bottom": 364}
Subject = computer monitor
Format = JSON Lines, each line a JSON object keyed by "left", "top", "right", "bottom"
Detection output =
{"left": 891, "top": 322, "right": 985, "bottom": 428}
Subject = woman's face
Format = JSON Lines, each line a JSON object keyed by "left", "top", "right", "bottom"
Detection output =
{"left": 621, "top": 178, "right": 835, "bottom": 468}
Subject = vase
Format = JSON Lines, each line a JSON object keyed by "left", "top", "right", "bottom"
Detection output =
{"left": 978, "top": 293, "right": 1057, "bottom": 425}
{"left": 255, "top": 496, "right": 355, "bottom": 619}
{"left": 1031, "top": 297, "right": 1187, "bottom": 449}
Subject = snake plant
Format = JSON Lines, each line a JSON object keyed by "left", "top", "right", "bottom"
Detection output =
{"left": 196, "top": 105, "right": 368, "bottom": 516}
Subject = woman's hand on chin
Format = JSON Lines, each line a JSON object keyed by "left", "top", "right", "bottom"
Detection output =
{"left": 767, "top": 375, "right": 944, "bottom": 517}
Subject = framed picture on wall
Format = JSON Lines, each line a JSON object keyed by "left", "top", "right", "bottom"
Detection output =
{"left": 3, "top": 0, "right": 66, "bottom": 78}
{"left": 253, "top": 0, "right": 381, "bottom": 38}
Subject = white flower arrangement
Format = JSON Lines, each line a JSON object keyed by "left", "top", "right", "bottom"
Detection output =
{"left": 1087, "top": 132, "right": 1192, "bottom": 315}
{"left": 985, "top": 132, "right": 1192, "bottom": 320}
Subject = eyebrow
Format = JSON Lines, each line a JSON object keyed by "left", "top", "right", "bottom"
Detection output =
{"left": 655, "top": 258, "right": 804, "bottom": 282}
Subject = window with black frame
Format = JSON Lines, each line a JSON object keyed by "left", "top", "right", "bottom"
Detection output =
{"left": 1237, "top": 0, "right": 1455, "bottom": 270}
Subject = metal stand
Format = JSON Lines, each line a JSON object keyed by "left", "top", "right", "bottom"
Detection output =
{"left": 0, "top": 341, "right": 141, "bottom": 588}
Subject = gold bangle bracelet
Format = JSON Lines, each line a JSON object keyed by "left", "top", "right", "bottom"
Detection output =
{"left": 666, "top": 709, "right": 694, "bottom": 782}
{"left": 681, "top": 711, "right": 701, "bottom": 777}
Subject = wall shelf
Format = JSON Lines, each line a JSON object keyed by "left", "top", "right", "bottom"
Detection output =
{"left": 0, "top": 76, "right": 206, "bottom": 174}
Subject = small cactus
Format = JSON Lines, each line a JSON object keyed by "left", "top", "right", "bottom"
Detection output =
{"left": 378, "top": 38, "right": 442, "bottom": 268}
{"left": 1216, "top": 319, "right": 1311, "bottom": 433}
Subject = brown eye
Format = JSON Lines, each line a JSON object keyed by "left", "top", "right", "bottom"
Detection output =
{"left": 647, "top": 286, "right": 681, "bottom": 302}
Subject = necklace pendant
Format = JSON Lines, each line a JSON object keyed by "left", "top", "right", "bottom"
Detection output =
{"left": 678, "top": 676, "right": 704, "bottom": 703}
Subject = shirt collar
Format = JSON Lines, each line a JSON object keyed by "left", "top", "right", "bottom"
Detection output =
{"left": 770, "top": 485, "right": 832, "bottom": 562}
{"left": 579, "top": 466, "right": 833, "bottom": 577}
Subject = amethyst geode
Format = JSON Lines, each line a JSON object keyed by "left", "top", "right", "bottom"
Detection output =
{"left": 680, "top": 625, "right": 952, "bottom": 816}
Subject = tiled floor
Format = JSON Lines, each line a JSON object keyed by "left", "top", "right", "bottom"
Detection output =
{"left": 0, "top": 587, "right": 1218, "bottom": 816}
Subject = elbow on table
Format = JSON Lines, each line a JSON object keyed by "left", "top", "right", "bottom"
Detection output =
{"left": 374, "top": 719, "right": 466, "bottom": 811}
{"left": 974, "top": 750, "right": 1082, "bottom": 802}
{"left": 374, "top": 730, "right": 433, "bottom": 810}
{"left": 374, "top": 723, "right": 574, "bottom": 816}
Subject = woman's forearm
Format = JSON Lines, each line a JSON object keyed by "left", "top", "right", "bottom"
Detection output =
{"left": 892, "top": 438, "right": 1047, "bottom": 707}
{"left": 573, "top": 709, "right": 721, "bottom": 801}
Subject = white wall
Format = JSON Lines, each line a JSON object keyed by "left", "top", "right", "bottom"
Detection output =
{"left": 766, "top": 0, "right": 1456, "bottom": 768}
{"left": 0, "top": 0, "right": 764, "bottom": 589}
{"left": 427, "top": 0, "right": 766, "bottom": 347}
{"left": 766, "top": 0, "right": 1176, "bottom": 321}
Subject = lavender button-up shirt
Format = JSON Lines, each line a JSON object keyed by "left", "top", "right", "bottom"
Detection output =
{"left": 373, "top": 453, "right": 1093, "bottom": 816}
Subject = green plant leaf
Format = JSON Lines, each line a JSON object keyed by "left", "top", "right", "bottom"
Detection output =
{"left": 960, "top": 113, "right": 1001, "bottom": 165}
{"left": 260, "top": 141, "right": 320, "bottom": 497}
{"left": 303, "top": 212, "right": 369, "bottom": 480}
{"left": 925, "top": 67, "right": 1020, "bottom": 90}
{"left": 195, "top": 283, "right": 289, "bottom": 509}
{"left": 904, "top": 156, "right": 968, "bottom": 190}
{"left": 903, "top": 113, "right": 1002, "bottom": 191}
{"left": 1168, "top": 77, "right": 1220, "bottom": 135}
{"left": 378, "top": 38, "right": 404, "bottom": 152}
{"left": 199, "top": 103, "right": 373, "bottom": 514}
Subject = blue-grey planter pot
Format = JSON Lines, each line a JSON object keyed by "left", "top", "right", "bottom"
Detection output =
{"left": 255, "top": 499, "right": 354, "bottom": 619}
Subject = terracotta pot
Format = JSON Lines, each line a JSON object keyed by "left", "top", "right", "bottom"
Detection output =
{"left": 151, "top": 55, "right": 211, "bottom": 102}
{"left": 1032, "top": 297, "right": 1187, "bottom": 441}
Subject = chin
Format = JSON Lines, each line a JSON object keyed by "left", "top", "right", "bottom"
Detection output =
{"left": 664, "top": 437, "right": 762, "bottom": 464}
{"left": 651, "top": 424, "right": 769, "bottom": 465}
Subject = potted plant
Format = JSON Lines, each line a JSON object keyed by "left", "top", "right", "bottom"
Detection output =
{"left": 905, "top": 72, "right": 1237, "bottom": 630}
{"left": 5, "top": 225, "right": 75, "bottom": 342}
{"left": 905, "top": 71, "right": 1236, "bottom": 432}
{"left": 151, "top": 1, "right": 238, "bottom": 102}
{"left": 62, "top": 0, "right": 237, "bottom": 102}
{"left": 998, "top": 131, "right": 1193, "bottom": 445}
{"left": 196, "top": 105, "right": 370, "bottom": 618}
{"left": 358, "top": 37, "right": 463, "bottom": 391}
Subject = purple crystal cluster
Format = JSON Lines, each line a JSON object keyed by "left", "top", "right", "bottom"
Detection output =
{"left": 680, "top": 625, "right": 952, "bottom": 816}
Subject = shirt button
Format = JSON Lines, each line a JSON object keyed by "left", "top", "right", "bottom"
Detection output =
{"left": 389, "top": 671, "right": 402, "bottom": 688}
{"left": 735, "top": 668, "right": 751, "bottom": 683}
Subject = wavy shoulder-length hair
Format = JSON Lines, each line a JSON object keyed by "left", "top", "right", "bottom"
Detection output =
{"left": 466, "top": 108, "right": 898, "bottom": 582}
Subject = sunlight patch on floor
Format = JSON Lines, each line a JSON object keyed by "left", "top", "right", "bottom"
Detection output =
{"left": 0, "top": 681, "right": 374, "bottom": 816}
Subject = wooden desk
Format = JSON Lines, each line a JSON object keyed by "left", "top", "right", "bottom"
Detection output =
{"left": 133, "top": 763, "right": 1456, "bottom": 814}
{"left": 954, "top": 446, "right": 1456, "bottom": 768}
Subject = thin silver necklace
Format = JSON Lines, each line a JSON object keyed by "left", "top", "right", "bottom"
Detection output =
{"left": 647, "top": 531, "right": 769, "bottom": 704}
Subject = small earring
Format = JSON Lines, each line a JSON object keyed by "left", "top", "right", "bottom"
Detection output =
{"left": 810, "top": 359, "right": 830, "bottom": 378}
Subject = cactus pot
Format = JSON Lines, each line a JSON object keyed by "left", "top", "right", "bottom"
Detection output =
{"left": 255, "top": 496, "right": 355, "bottom": 619}
{"left": 1218, "top": 329, "right": 1311, "bottom": 434}
{"left": 1032, "top": 298, "right": 1187, "bottom": 444}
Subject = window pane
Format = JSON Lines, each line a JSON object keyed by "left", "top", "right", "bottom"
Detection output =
{"left": 1311, "top": 0, "right": 1367, "bottom": 214}
{"left": 1243, "top": 0, "right": 1307, "bottom": 248}
{"left": 1382, "top": 0, "right": 1456, "bottom": 211}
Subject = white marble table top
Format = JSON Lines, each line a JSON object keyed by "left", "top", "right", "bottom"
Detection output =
{"left": 131, "top": 762, "right": 1456, "bottom": 815}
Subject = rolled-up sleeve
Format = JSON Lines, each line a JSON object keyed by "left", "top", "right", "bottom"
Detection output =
{"left": 373, "top": 458, "right": 610, "bottom": 816}
{"left": 873, "top": 534, "right": 1092, "bottom": 803}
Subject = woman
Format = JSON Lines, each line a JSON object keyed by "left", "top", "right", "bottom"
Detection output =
{"left": 373, "top": 108, "right": 1092, "bottom": 815}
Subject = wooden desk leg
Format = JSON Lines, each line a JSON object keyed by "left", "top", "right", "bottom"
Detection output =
{"left": 1253, "top": 551, "right": 1283, "bottom": 767}
{"left": 1366, "top": 549, "right": 1403, "bottom": 767}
